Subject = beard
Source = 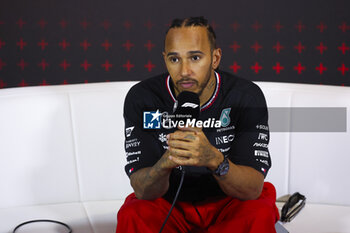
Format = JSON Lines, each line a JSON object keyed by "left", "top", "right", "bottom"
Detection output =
{"left": 174, "top": 62, "right": 213, "bottom": 97}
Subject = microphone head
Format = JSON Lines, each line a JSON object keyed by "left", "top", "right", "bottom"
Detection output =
{"left": 173, "top": 91, "right": 200, "bottom": 120}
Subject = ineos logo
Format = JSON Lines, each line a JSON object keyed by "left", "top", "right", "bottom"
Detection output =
{"left": 215, "top": 134, "right": 235, "bottom": 145}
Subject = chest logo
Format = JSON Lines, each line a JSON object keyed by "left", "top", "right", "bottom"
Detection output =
{"left": 215, "top": 134, "right": 235, "bottom": 145}
{"left": 158, "top": 133, "right": 167, "bottom": 143}
{"left": 220, "top": 108, "right": 231, "bottom": 127}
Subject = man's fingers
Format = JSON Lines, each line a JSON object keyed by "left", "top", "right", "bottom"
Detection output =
{"left": 169, "top": 156, "right": 196, "bottom": 166}
{"left": 177, "top": 126, "right": 202, "bottom": 133}
{"left": 168, "top": 147, "right": 191, "bottom": 158}
{"left": 167, "top": 139, "right": 192, "bottom": 150}
{"left": 168, "top": 131, "right": 197, "bottom": 141}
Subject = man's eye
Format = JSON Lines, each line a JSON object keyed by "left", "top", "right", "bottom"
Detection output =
{"left": 170, "top": 57, "right": 179, "bottom": 63}
{"left": 192, "top": 55, "right": 200, "bottom": 61}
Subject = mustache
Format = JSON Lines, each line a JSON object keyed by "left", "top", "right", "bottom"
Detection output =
{"left": 176, "top": 78, "right": 198, "bottom": 85}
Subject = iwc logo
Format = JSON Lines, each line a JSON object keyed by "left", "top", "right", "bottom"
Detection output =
{"left": 220, "top": 108, "right": 231, "bottom": 127}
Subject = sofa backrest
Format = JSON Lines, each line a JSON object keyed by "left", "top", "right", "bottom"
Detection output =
{"left": 0, "top": 82, "right": 135, "bottom": 209}
{"left": 260, "top": 82, "right": 350, "bottom": 206}
{"left": 0, "top": 81, "right": 349, "bottom": 209}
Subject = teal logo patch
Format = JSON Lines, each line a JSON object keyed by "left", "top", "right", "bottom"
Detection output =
{"left": 220, "top": 108, "right": 231, "bottom": 127}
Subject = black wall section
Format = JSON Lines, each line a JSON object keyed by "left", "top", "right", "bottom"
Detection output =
{"left": 0, "top": 0, "right": 349, "bottom": 88}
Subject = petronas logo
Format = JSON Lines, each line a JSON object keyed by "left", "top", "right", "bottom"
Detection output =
{"left": 220, "top": 108, "right": 231, "bottom": 127}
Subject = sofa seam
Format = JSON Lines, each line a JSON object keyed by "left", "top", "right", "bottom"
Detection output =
{"left": 67, "top": 93, "right": 83, "bottom": 202}
{"left": 82, "top": 202, "right": 97, "bottom": 233}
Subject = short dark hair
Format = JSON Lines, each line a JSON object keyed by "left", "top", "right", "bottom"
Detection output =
{"left": 166, "top": 16, "right": 217, "bottom": 51}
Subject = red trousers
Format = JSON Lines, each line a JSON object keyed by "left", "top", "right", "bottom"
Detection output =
{"left": 116, "top": 182, "right": 279, "bottom": 233}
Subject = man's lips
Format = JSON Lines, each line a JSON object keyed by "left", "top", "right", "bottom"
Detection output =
{"left": 178, "top": 81, "right": 195, "bottom": 89}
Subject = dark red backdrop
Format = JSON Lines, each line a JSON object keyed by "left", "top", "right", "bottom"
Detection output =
{"left": 0, "top": 0, "right": 349, "bottom": 89}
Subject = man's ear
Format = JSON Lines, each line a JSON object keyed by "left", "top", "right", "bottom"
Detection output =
{"left": 212, "top": 48, "right": 222, "bottom": 70}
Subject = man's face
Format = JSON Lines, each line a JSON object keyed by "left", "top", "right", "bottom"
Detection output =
{"left": 163, "top": 26, "right": 221, "bottom": 98}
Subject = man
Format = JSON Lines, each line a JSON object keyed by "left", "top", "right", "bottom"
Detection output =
{"left": 117, "top": 16, "right": 279, "bottom": 233}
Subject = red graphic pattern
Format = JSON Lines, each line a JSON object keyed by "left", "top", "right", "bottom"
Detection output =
{"left": 295, "top": 21, "right": 306, "bottom": 32}
{"left": 294, "top": 63, "right": 306, "bottom": 74}
{"left": 229, "top": 41, "right": 241, "bottom": 52}
{"left": 316, "top": 63, "right": 327, "bottom": 75}
{"left": 102, "top": 60, "right": 113, "bottom": 71}
{"left": 273, "top": 21, "right": 284, "bottom": 32}
{"left": 81, "top": 60, "right": 92, "bottom": 71}
{"left": 80, "top": 19, "right": 89, "bottom": 30}
{"left": 38, "top": 19, "right": 48, "bottom": 29}
{"left": 338, "top": 63, "right": 349, "bottom": 75}
{"left": 123, "top": 21, "right": 132, "bottom": 30}
{"left": 123, "top": 60, "right": 134, "bottom": 72}
{"left": 273, "top": 62, "right": 284, "bottom": 74}
{"left": 0, "top": 59, "right": 7, "bottom": 70}
{"left": 80, "top": 40, "right": 91, "bottom": 51}
{"left": 339, "top": 22, "right": 350, "bottom": 32}
{"left": 316, "top": 42, "right": 327, "bottom": 55}
{"left": 251, "top": 62, "right": 263, "bottom": 74}
{"left": 144, "top": 20, "right": 154, "bottom": 30}
{"left": 59, "top": 19, "right": 68, "bottom": 29}
{"left": 229, "top": 62, "right": 241, "bottom": 73}
{"left": 0, "top": 18, "right": 348, "bottom": 88}
{"left": 38, "top": 59, "right": 49, "bottom": 71}
{"left": 317, "top": 22, "right": 327, "bottom": 32}
{"left": 101, "top": 40, "right": 112, "bottom": 51}
{"left": 16, "top": 18, "right": 26, "bottom": 29}
{"left": 123, "top": 40, "right": 134, "bottom": 51}
{"left": 101, "top": 20, "right": 111, "bottom": 30}
{"left": 230, "top": 22, "right": 240, "bottom": 32}
{"left": 0, "top": 79, "right": 6, "bottom": 88}
{"left": 38, "top": 39, "right": 48, "bottom": 50}
{"left": 60, "top": 60, "right": 71, "bottom": 71}
{"left": 338, "top": 43, "right": 350, "bottom": 54}
{"left": 17, "top": 58, "right": 28, "bottom": 70}
{"left": 59, "top": 39, "right": 70, "bottom": 50}
{"left": 273, "top": 42, "right": 284, "bottom": 54}
{"left": 294, "top": 42, "right": 306, "bottom": 54}
{"left": 251, "top": 21, "right": 262, "bottom": 32}
{"left": 16, "top": 38, "right": 27, "bottom": 50}
{"left": 19, "top": 79, "right": 28, "bottom": 87}
{"left": 144, "top": 61, "right": 156, "bottom": 72}
{"left": 144, "top": 40, "right": 155, "bottom": 51}
{"left": 251, "top": 41, "right": 263, "bottom": 53}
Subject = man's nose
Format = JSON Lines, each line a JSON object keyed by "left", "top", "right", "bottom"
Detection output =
{"left": 180, "top": 61, "right": 191, "bottom": 77}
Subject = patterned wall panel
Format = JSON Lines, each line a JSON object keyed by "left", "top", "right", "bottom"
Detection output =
{"left": 0, "top": 0, "right": 349, "bottom": 88}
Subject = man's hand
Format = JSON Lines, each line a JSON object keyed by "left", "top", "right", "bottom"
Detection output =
{"left": 167, "top": 126, "right": 223, "bottom": 170}
{"left": 131, "top": 126, "right": 264, "bottom": 201}
{"left": 167, "top": 126, "right": 264, "bottom": 200}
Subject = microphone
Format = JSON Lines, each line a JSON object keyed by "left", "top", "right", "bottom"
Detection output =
{"left": 173, "top": 91, "right": 200, "bottom": 121}
{"left": 159, "top": 91, "right": 200, "bottom": 233}
{"left": 172, "top": 91, "right": 201, "bottom": 174}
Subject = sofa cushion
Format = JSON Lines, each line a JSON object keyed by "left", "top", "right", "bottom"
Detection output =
{"left": 0, "top": 202, "right": 93, "bottom": 233}
{"left": 276, "top": 203, "right": 350, "bottom": 233}
{"left": 83, "top": 200, "right": 125, "bottom": 233}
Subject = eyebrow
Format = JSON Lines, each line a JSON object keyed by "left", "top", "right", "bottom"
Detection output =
{"left": 166, "top": 50, "right": 205, "bottom": 57}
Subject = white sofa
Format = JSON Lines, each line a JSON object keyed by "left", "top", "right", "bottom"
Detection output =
{"left": 0, "top": 81, "right": 350, "bottom": 233}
